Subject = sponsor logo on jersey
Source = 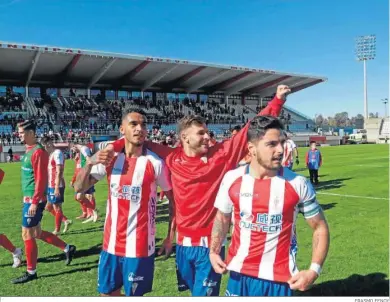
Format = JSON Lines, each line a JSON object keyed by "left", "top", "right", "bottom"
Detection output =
{"left": 149, "top": 197, "right": 157, "bottom": 234}
{"left": 239, "top": 213, "right": 283, "bottom": 233}
{"left": 128, "top": 273, "right": 144, "bottom": 282}
{"left": 203, "top": 278, "right": 218, "bottom": 287}
{"left": 225, "top": 290, "right": 238, "bottom": 296}
{"left": 239, "top": 211, "right": 254, "bottom": 222}
{"left": 110, "top": 185, "right": 141, "bottom": 202}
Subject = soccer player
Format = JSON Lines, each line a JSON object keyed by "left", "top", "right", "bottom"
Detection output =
{"left": 70, "top": 152, "right": 88, "bottom": 219}
{"left": 12, "top": 120, "right": 76, "bottom": 284}
{"left": 40, "top": 137, "right": 72, "bottom": 234}
{"left": 210, "top": 116, "right": 330, "bottom": 296}
{"left": 97, "top": 85, "right": 291, "bottom": 296}
{"left": 306, "top": 141, "right": 322, "bottom": 185}
{"left": 282, "top": 134, "right": 299, "bottom": 170}
{"left": 71, "top": 143, "right": 98, "bottom": 223}
{"left": 0, "top": 234, "right": 23, "bottom": 268}
{"left": 74, "top": 109, "right": 174, "bottom": 296}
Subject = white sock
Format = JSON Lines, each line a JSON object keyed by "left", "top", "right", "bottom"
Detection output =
{"left": 63, "top": 244, "right": 69, "bottom": 253}
{"left": 27, "top": 269, "right": 36, "bottom": 275}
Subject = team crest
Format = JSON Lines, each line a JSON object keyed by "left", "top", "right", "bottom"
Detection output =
{"left": 206, "top": 288, "right": 213, "bottom": 296}
{"left": 132, "top": 282, "right": 138, "bottom": 294}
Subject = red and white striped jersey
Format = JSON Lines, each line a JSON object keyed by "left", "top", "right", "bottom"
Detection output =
{"left": 282, "top": 139, "right": 296, "bottom": 167}
{"left": 90, "top": 149, "right": 172, "bottom": 258}
{"left": 48, "top": 149, "right": 65, "bottom": 188}
{"left": 215, "top": 165, "right": 321, "bottom": 283}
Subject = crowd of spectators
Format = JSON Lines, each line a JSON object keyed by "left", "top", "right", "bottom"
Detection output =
{"left": 0, "top": 89, "right": 297, "bottom": 147}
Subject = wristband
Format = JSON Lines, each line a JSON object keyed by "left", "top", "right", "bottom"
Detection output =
{"left": 309, "top": 263, "right": 322, "bottom": 276}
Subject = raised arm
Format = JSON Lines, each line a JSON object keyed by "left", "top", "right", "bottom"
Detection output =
{"left": 212, "top": 85, "right": 290, "bottom": 166}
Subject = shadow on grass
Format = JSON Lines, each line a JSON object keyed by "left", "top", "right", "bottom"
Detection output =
{"left": 65, "top": 226, "right": 104, "bottom": 235}
{"left": 314, "top": 178, "right": 353, "bottom": 191}
{"left": 39, "top": 265, "right": 98, "bottom": 279}
{"left": 36, "top": 243, "right": 102, "bottom": 264}
{"left": 320, "top": 203, "right": 337, "bottom": 211}
{"left": 298, "top": 273, "right": 389, "bottom": 296}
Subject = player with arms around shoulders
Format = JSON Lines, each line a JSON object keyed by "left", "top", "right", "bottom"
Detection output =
{"left": 71, "top": 143, "right": 98, "bottom": 223}
{"left": 96, "top": 85, "right": 291, "bottom": 296}
{"left": 12, "top": 120, "right": 76, "bottom": 284}
{"left": 74, "top": 109, "right": 175, "bottom": 296}
{"left": 210, "top": 115, "right": 330, "bottom": 296}
{"left": 40, "top": 137, "right": 72, "bottom": 234}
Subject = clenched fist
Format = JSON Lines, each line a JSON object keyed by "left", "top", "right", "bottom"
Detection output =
{"left": 276, "top": 85, "right": 291, "bottom": 101}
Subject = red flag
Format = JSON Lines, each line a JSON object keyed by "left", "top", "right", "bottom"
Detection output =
{"left": 0, "top": 168, "right": 4, "bottom": 184}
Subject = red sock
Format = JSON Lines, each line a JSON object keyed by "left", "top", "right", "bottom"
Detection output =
{"left": 89, "top": 198, "right": 96, "bottom": 210}
{"left": 81, "top": 197, "right": 95, "bottom": 210}
{"left": 80, "top": 204, "right": 87, "bottom": 215}
{"left": 0, "top": 234, "right": 16, "bottom": 253}
{"left": 62, "top": 214, "right": 68, "bottom": 222}
{"left": 55, "top": 209, "right": 63, "bottom": 231}
{"left": 160, "top": 191, "right": 165, "bottom": 200}
{"left": 39, "top": 230, "right": 66, "bottom": 250}
{"left": 24, "top": 238, "right": 38, "bottom": 272}
{"left": 48, "top": 208, "right": 56, "bottom": 217}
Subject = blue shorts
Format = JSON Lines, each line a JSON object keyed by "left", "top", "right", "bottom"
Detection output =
{"left": 85, "top": 186, "right": 95, "bottom": 195}
{"left": 97, "top": 250, "right": 154, "bottom": 296}
{"left": 226, "top": 271, "right": 293, "bottom": 297}
{"left": 74, "top": 186, "right": 95, "bottom": 196}
{"left": 175, "top": 245, "right": 224, "bottom": 296}
{"left": 47, "top": 187, "right": 65, "bottom": 204}
{"left": 22, "top": 202, "right": 46, "bottom": 228}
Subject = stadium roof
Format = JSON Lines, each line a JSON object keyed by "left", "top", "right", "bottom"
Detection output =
{"left": 0, "top": 41, "right": 327, "bottom": 97}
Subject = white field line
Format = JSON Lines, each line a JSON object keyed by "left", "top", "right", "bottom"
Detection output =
{"left": 317, "top": 192, "right": 388, "bottom": 200}
{"left": 351, "top": 164, "right": 388, "bottom": 167}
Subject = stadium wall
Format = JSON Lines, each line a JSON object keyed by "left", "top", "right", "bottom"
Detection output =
{"left": 364, "top": 118, "right": 382, "bottom": 143}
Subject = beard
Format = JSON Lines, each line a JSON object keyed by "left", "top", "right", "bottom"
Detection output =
{"left": 256, "top": 154, "right": 281, "bottom": 171}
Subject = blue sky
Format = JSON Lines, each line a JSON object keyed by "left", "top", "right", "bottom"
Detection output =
{"left": 0, "top": 0, "right": 388, "bottom": 118}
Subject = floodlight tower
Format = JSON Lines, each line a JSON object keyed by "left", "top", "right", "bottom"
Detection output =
{"left": 382, "top": 98, "right": 388, "bottom": 118}
{"left": 355, "top": 35, "right": 376, "bottom": 120}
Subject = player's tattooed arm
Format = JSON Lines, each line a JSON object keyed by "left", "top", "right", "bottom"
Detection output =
{"left": 306, "top": 209, "right": 330, "bottom": 267}
{"left": 73, "top": 163, "right": 98, "bottom": 193}
{"left": 210, "top": 210, "right": 231, "bottom": 255}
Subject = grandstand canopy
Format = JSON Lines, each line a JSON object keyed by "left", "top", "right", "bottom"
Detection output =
{"left": 0, "top": 41, "right": 326, "bottom": 97}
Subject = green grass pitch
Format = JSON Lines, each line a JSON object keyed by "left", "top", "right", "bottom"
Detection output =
{"left": 0, "top": 144, "right": 388, "bottom": 296}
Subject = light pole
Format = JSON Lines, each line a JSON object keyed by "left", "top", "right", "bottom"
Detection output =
{"left": 355, "top": 35, "right": 376, "bottom": 120}
{"left": 382, "top": 98, "right": 388, "bottom": 118}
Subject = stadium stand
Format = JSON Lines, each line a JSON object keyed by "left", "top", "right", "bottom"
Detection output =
{"left": 0, "top": 42, "right": 329, "bottom": 156}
